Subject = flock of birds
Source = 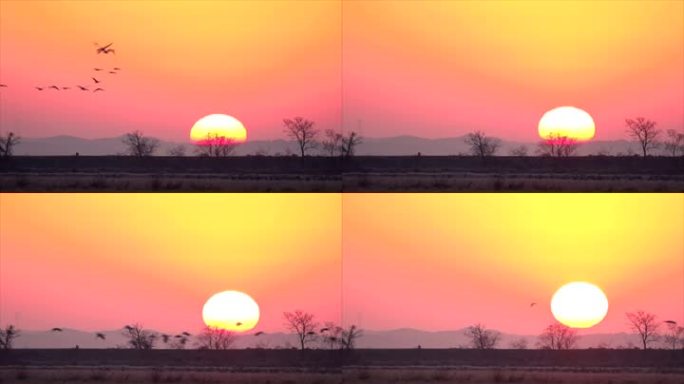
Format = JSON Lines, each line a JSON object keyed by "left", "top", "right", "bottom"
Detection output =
{"left": 0, "top": 43, "right": 118, "bottom": 93}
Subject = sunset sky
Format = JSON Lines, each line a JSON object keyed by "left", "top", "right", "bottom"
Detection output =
{"left": 1, "top": 1, "right": 681, "bottom": 143}
{"left": 342, "top": 194, "right": 683, "bottom": 334}
{"left": 0, "top": 194, "right": 342, "bottom": 333}
{"left": 1, "top": 194, "right": 681, "bottom": 336}
{"left": 343, "top": 0, "right": 683, "bottom": 141}
{"left": 0, "top": 0, "right": 341, "bottom": 142}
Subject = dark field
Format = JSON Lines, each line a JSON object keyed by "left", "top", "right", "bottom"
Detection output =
{"left": 1, "top": 350, "right": 683, "bottom": 384}
{"left": 1, "top": 156, "right": 682, "bottom": 191}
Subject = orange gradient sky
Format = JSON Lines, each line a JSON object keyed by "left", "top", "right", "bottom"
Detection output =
{"left": 1, "top": 194, "right": 682, "bottom": 335}
{"left": 0, "top": 1, "right": 341, "bottom": 142}
{"left": 0, "top": 194, "right": 341, "bottom": 333}
{"left": 343, "top": 0, "right": 683, "bottom": 140}
{"left": 1, "top": 1, "right": 681, "bottom": 142}
{"left": 342, "top": 194, "right": 683, "bottom": 334}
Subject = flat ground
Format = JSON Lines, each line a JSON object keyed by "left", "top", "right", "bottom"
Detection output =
{"left": 1, "top": 156, "right": 682, "bottom": 191}
{"left": 1, "top": 367, "right": 683, "bottom": 384}
{"left": 2, "top": 349, "right": 683, "bottom": 384}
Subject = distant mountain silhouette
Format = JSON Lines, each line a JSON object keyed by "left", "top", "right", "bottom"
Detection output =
{"left": 14, "top": 327, "right": 642, "bottom": 349}
{"left": 15, "top": 135, "right": 639, "bottom": 157}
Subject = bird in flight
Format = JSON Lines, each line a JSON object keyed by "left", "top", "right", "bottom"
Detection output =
{"left": 93, "top": 88, "right": 104, "bottom": 92}
{"left": 96, "top": 43, "right": 115, "bottom": 55}
{"left": 62, "top": 86, "right": 70, "bottom": 90}
{"left": 113, "top": 67, "right": 121, "bottom": 71}
{"left": 91, "top": 77, "right": 100, "bottom": 84}
{"left": 95, "top": 333, "right": 106, "bottom": 340}
{"left": 108, "top": 71, "right": 117, "bottom": 74}
{"left": 0, "top": 84, "right": 7, "bottom": 88}
{"left": 93, "top": 68, "right": 103, "bottom": 71}
{"left": 236, "top": 322, "right": 243, "bottom": 326}
{"left": 77, "top": 85, "right": 89, "bottom": 91}
{"left": 254, "top": 331, "right": 264, "bottom": 336}
{"left": 51, "top": 328, "right": 63, "bottom": 332}
{"left": 530, "top": 302, "right": 537, "bottom": 307}
{"left": 35, "top": 87, "right": 44, "bottom": 91}
{"left": 48, "top": 85, "right": 60, "bottom": 90}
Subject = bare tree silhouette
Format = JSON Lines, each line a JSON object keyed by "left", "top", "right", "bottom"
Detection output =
{"left": 283, "top": 310, "right": 318, "bottom": 350}
{"left": 537, "top": 134, "right": 579, "bottom": 157}
{"left": 319, "top": 322, "right": 343, "bottom": 350}
{"left": 0, "top": 325, "right": 20, "bottom": 349}
{"left": 321, "top": 129, "right": 343, "bottom": 157}
{"left": 464, "top": 323, "right": 500, "bottom": 349}
{"left": 122, "top": 323, "right": 157, "bottom": 350}
{"left": 626, "top": 117, "right": 660, "bottom": 157}
{"left": 340, "top": 131, "right": 363, "bottom": 158}
{"left": 0, "top": 132, "right": 21, "bottom": 157}
{"left": 662, "top": 321, "right": 684, "bottom": 350}
{"left": 626, "top": 310, "right": 660, "bottom": 349}
{"left": 663, "top": 129, "right": 684, "bottom": 157}
{"left": 195, "top": 133, "right": 238, "bottom": 157}
{"left": 122, "top": 131, "right": 159, "bottom": 157}
{"left": 283, "top": 117, "right": 318, "bottom": 157}
{"left": 464, "top": 130, "right": 500, "bottom": 158}
{"left": 340, "top": 325, "right": 363, "bottom": 351}
{"left": 197, "top": 326, "right": 237, "bottom": 350}
{"left": 537, "top": 323, "right": 579, "bottom": 350}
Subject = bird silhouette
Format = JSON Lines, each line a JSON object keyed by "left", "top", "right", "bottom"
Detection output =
{"left": 91, "top": 77, "right": 100, "bottom": 84}
{"left": 96, "top": 43, "right": 115, "bottom": 55}
{"left": 61, "top": 87, "right": 70, "bottom": 90}
{"left": 320, "top": 328, "right": 330, "bottom": 333}
{"left": 530, "top": 302, "right": 537, "bottom": 307}
{"left": 35, "top": 87, "right": 44, "bottom": 91}
{"left": 93, "top": 68, "right": 103, "bottom": 71}
{"left": 306, "top": 331, "right": 316, "bottom": 336}
{"left": 93, "top": 88, "right": 104, "bottom": 92}
{"left": 77, "top": 85, "right": 89, "bottom": 91}
{"left": 95, "top": 333, "right": 106, "bottom": 340}
{"left": 665, "top": 320, "right": 678, "bottom": 325}
{"left": 254, "top": 331, "right": 264, "bottom": 336}
{"left": 236, "top": 322, "right": 242, "bottom": 327}
{"left": 0, "top": 84, "right": 7, "bottom": 87}
{"left": 51, "top": 328, "right": 63, "bottom": 332}
{"left": 181, "top": 331, "right": 191, "bottom": 336}
{"left": 108, "top": 71, "right": 117, "bottom": 74}
{"left": 112, "top": 67, "right": 121, "bottom": 71}
{"left": 49, "top": 85, "right": 60, "bottom": 90}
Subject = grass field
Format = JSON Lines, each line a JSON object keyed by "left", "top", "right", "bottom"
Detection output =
{"left": 1, "top": 367, "right": 683, "bottom": 384}
{"left": 2, "top": 350, "right": 683, "bottom": 383}
{"left": 1, "top": 156, "right": 682, "bottom": 191}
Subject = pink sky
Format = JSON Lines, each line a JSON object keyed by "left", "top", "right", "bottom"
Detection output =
{"left": 1, "top": 1, "right": 681, "bottom": 143}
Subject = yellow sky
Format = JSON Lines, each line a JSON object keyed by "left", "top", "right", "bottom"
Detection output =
{"left": 0, "top": 194, "right": 342, "bottom": 332}
{"left": 1, "top": 193, "right": 681, "bottom": 334}
{"left": 342, "top": 194, "right": 683, "bottom": 333}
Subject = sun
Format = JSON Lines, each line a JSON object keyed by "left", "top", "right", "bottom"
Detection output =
{"left": 538, "top": 106, "right": 595, "bottom": 141}
{"left": 190, "top": 114, "right": 247, "bottom": 144}
{"left": 202, "top": 290, "right": 260, "bottom": 332}
{"left": 551, "top": 282, "right": 608, "bottom": 328}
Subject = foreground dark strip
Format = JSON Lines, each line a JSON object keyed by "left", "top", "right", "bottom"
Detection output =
{"left": 2, "top": 349, "right": 682, "bottom": 368}
{"left": 1, "top": 156, "right": 682, "bottom": 192}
